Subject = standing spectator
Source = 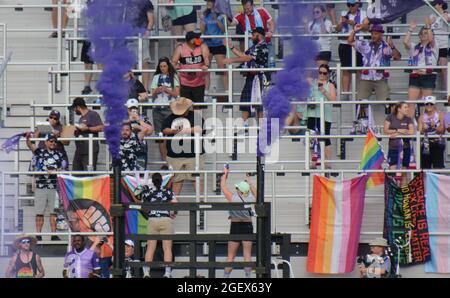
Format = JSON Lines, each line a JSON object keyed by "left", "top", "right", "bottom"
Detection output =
{"left": 384, "top": 102, "right": 415, "bottom": 185}
{"left": 172, "top": 31, "right": 210, "bottom": 108}
{"left": 302, "top": 64, "right": 337, "bottom": 169}
{"left": 348, "top": 24, "right": 401, "bottom": 101}
{"left": 125, "top": 71, "right": 149, "bottom": 102}
{"left": 5, "top": 235, "right": 44, "bottom": 278}
{"left": 71, "top": 97, "right": 104, "bottom": 171}
{"left": 404, "top": 20, "right": 438, "bottom": 119}
{"left": 150, "top": 57, "right": 181, "bottom": 160}
{"left": 26, "top": 133, "right": 66, "bottom": 241}
{"left": 167, "top": 0, "right": 197, "bottom": 41}
{"left": 221, "top": 167, "right": 256, "bottom": 278}
{"left": 126, "top": 98, "right": 154, "bottom": 169}
{"left": 428, "top": 0, "right": 449, "bottom": 94}
{"left": 63, "top": 235, "right": 101, "bottom": 278}
{"left": 418, "top": 96, "right": 446, "bottom": 169}
{"left": 200, "top": 0, "right": 229, "bottom": 92}
{"left": 50, "top": 0, "right": 69, "bottom": 38}
{"left": 162, "top": 97, "right": 205, "bottom": 196}
{"left": 303, "top": 5, "right": 333, "bottom": 66}
{"left": 119, "top": 122, "right": 146, "bottom": 172}
{"left": 232, "top": 0, "right": 275, "bottom": 67}
{"left": 80, "top": 41, "right": 103, "bottom": 95}
{"left": 141, "top": 173, "right": 178, "bottom": 278}
{"left": 124, "top": 239, "right": 136, "bottom": 278}
{"left": 90, "top": 236, "right": 113, "bottom": 278}
{"left": 224, "top": 27, "right": 270, "bottom": 121}
{"left": 335, "top": 0, "right": 368, "bottom": 95}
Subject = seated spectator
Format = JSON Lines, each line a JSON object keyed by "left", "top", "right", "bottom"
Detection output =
{"left": 418, "top": 96, "right": 446, "bottom": 169}
{"left": 301, "top": 64, "right": 337, "bottom": 169}
{"left": 200, "top": 0, "right": 229, "bottom": 93}
{"left": 232, "top": 0, "right": 275, "bottom": 67}
{"left": 285, "top": 107, "right": 305, "bottom": 136}
{"left": 224, "top": 27, "right": 270, "bottom": 121}
{"left": 172, "top": 31, "right": 210, "bottom": 108}
{"left": 162, "top": 97, "right": 205, "bottom": 196}
{"left": 5, "top": 235, "right": 44, "bottom": 278}
{"left": 150, "top": 57, "right": 180, "bottom": 160}
{"left": 348, "top": 24, "right": 401, "bottom": 101}
{"left": 126, "top": 98, "right": 154, "bottom": 169}
{"left": 125, "top": 71, "right": 149, "bottom": 102}
{"left": 140, "top": 173, "right": 178, "bottom": 278}
{"left": 120, "top": 122, "right": 146, "bottom": 172}
{"left": 71, "top": 97, "right": 104, "bottom": 171}
{"left": 63, "top": 235, "right": 101, "bottom": 278}
{"left": 384, "top": 102, "right": 415, "bottom": 185}
{"left": 124, "top": 239, "right": 136, "bottom": 278}
{"left": 50, "top": 0, "right": 68, "bottom": 38}
{"left": 221, "top": 167, "right": 256, "bottom": 278}
{"left": 403, "top": 20, "right": 438, "bottom": 119}
{"left": 335, "top": 0, "right": 368, "bottom": 94}
{"left": 303, "top": 5, "right": 333, "bottom": 66}
{"left": 26, "top": 133, "right": 67, "bottom": 241}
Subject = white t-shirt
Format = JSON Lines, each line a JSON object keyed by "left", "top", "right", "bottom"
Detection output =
{"left": 429, "top": 13, "right": 448, "bottom": 50}
{"left": 339, "top": 9, "right": 367, "bottom": 45}
{"left": 308, "top": 19, "right": 333, "bottom": 52}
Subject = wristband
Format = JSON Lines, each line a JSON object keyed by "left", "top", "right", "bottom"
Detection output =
{"left": 230, "top": 46, "right": 235, "bottom": 50}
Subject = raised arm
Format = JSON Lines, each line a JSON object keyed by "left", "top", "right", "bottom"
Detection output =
{"left": 403, "top": 20, "right": 417, "bottom": 50}
{"left": 220, "top": 168, "right": 234, "bottom": 202}
{"left": 25, "top": 132, "right": 37, "bottom": 153}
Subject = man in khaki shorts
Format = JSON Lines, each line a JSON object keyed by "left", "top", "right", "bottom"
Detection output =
{"left": 162, "top": 97, "right": 205, "bottom": 196}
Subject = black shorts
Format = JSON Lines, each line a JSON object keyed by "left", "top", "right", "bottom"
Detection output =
{"left": 408, "top": 74, "right": 436, "bottom": 90}
{"left": 209, "top": 45, "right": 226, "bottom": 56}
{"left": 316, "top": 51, "right": 332, "bottom": 62}
{"left": 180, "top": 85, "right": 205, "bottom": 103}
{"left": 338, "top": 43, "right": 363, "bottom": 67}
{"left": 388, "top": 147, "right": 411, "bottom": 167}
{"left": 307, "top": 118, "right": 331, "bottom": 146}
{"left": 421, "top": 141, "right": 445, "bottom": 169}
{"left": 439, "top": 48, "right": 448, "bottom": 58}
{"left": 81, "top": 41, "right": 94, "bottom": 64}
{"left": 172, "top": 9, "right": 197, "bottom": 26}
{"left": 230, "top": 222, "right": 253, "bottom": 237}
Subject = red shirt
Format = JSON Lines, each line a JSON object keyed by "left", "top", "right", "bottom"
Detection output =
{"left": 233, "top": 7, "right": 272, "bottom": 43}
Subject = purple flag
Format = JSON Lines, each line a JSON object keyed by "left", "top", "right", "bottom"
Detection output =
{"left": 1, "top": 132, "right": 27, "bottom": 154}
{"left": 367, "top": 0, "right": 425, "bottom": 24}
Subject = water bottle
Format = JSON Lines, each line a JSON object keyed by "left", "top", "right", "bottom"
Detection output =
{"left": 385, "top": 98, "right": 391, "bottom": 115}
{"left": 423, "top": 136, "right": 430, "bottom": 155}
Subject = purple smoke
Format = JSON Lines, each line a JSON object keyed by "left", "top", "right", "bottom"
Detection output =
{"left": 259, "top": 0, "right": 317, "bottom": 156}
{"left": 85, "top": 0, "right": 141, "bottom": 162}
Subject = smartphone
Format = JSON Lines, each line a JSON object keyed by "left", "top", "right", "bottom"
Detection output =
{"left": 318, "top": 82, "right": 323, "bottom": 87}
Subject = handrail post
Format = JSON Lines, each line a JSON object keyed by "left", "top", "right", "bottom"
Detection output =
{"left": 88, "top": 133, "right": 93, "bottom": 171}
{"left": 1, "top": 172, "right": 5, "bottom": 256}
{"left": 56, "top": 0, "right": 62, "bottom": 93}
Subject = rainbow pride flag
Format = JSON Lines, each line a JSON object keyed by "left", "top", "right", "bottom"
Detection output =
{"left": 307, "top": 174, "right": 368, "bottom": 274}
{"left": 359, "top": 129, "right": 385, "bottom": 189}
{"left": 425, "top": 173, "right": 450, "bottom": 273}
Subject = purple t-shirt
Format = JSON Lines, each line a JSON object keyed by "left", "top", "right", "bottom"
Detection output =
{"left": 64, "top": 248, "right": 100, "bottom": 278}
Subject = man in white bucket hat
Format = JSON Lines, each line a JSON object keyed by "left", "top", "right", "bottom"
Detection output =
{"left": 359, "top": 237, "right": 391, "bottom": 278}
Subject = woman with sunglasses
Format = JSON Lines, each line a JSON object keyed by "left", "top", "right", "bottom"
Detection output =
{"left": 335, "top": 0, "right": 367, "bottom": 95}
{"left": 35, "top": 110, "right": 67, "bottom": 157}
{"left": 299, "top": 64, "right": 336, "bottom": 169}
{"left": 418, "top": 96, "right": 446, "bottom": 169}
{"left": 403, "top": 20, "right": 438, "bottom": 119}
{"left": 303, "top": 5, "right": 333, "bottom": 66}
{"left": 5, "top": 235, "right": 44, "bottom": 278}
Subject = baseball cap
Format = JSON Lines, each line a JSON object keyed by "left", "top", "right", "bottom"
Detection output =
{"left": 70, "top": 97, "right": 86, "bottom": 109}
{"left": 125, "top": 239, "right": 135, "bottom": 247}
{"left": 49, "top": 110, "right": 61, "bottom": 120}
{"left": 370, "top": 24, "right": 385, "bottom": 33}
{"left": 347, "top": 0, "right": 357, "bottom": 4}
{"left": 252, "top": 27, "right": 266, "bottom": 36}
{"left": 126, "top": 98, "right": 139, "bottom": 109}
{"left": 424, "top": 95, "right": 436, "bottom": 105}
{"left": 235, "top": 181, "right": 250, "bottom": 194}
{"left": 45, "top": 133, "right": 57, "bottom": 142}
{"left": 185, "top": 31, "right": 201, "bottom": 42}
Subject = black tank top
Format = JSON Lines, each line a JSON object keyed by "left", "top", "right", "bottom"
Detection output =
{"left": 14, "top": 252, "right": 38, "bottom": 278}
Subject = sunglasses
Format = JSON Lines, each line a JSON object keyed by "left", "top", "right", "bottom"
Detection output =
{"left": 425, "top": 102, "right": 434, "bottom": 106}
{"left": 314, "top": 11, "right": 321, "bottom": 14}
{"left": 319, "top": 71, "right": 328, "bottom": 75}
{"left": 47, "top": 139, "right": 56, "bottom": 143}
{"left": 20, "top": 239, "right": 31, "bottom": 244}
{"left": 347, "top": 3, "right": 357, "bottom": 7}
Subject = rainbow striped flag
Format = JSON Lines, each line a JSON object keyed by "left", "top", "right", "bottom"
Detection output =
{"left": 307, "top": 174, "right": 368, "bottom": 274}
{"left": 359, "top": 129, "right": 385, "bottom": 189}
{"left": 425, "top": 173, "right": 450, "bottom": 273}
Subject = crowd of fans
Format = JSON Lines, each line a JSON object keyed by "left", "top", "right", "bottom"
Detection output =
{"left": 6, "top": 0, "right": 450, "bottom": 278}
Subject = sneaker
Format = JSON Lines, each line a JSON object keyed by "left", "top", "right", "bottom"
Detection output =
{"left": 49, "top": 31, "right": 57, "bottom": 38}
{"left": 36, "top": 236, "right": 42, "bottom": 241}
{"left": 51, "top": 236, "right": 61, "bottom": 241}
{"left": 163, "top": 273, "right": 172, "bottom": 278}
{"left": 81, "top": 86, "right": 93, "bottom": 95}
{"left": 143, "top": 274, "right": 151, "bottom": 278}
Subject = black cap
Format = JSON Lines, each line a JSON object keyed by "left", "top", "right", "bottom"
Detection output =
{"left": 185, "top": 31, "right": 201, "bottom": 42}
{"left": 252, "top": 27, "right": 266, "bottom": 36}
{"left": 70, "top": 97, "right": 86, "bottom": 109}
{"left": 45, "top": 133, "right": 57, "bottom": 142}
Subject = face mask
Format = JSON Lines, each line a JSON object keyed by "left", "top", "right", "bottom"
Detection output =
{"left": 194, "top": 38, "right": 202, "bottom": 46}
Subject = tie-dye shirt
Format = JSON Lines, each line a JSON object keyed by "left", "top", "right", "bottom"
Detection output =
{"left": 355, "top": 40, "right": 392, "bottom": 81}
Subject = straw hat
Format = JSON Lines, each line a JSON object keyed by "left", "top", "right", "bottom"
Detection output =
{"left": 14, "top": 234, "right": 38, "bottom": 249}
{"left": 170, "top": 97, "right": 193, "bottom": 116}
{"left": 368, "top": 237, "right": 388, "bottom": 247}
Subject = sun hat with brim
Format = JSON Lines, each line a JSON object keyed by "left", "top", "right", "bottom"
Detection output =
{"left": 14, "top": 234, "right": 38, "bottom": 249}
{"left": 368, "top": 237, "right": 389, "bottom": 247}
{"left": 235, "top": 181, "right": 250, "bottom": 194}
{"left": 170, "top": 97, "right": 193, "bottom": 115}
